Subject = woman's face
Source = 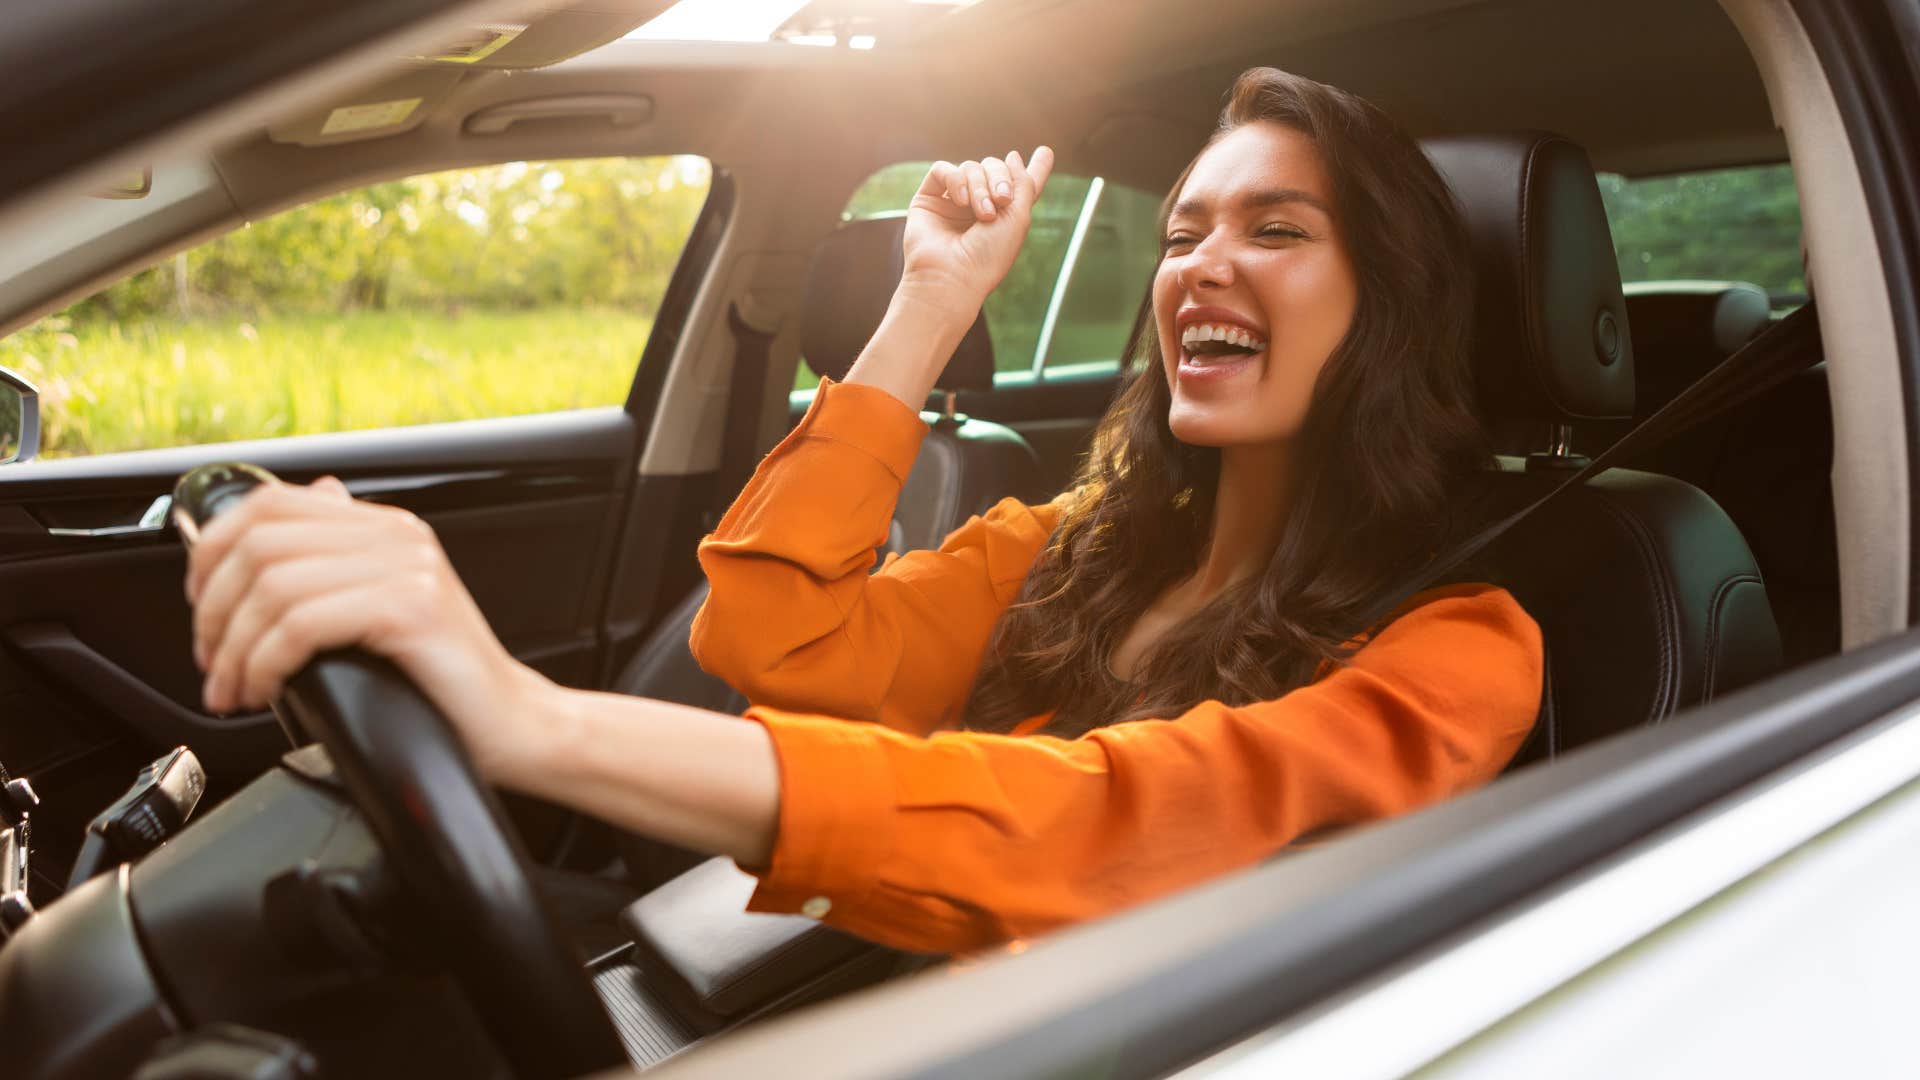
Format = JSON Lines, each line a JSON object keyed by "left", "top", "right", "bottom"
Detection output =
{"left": 1153, "top": 121, "right": 1359, "bottom": 448}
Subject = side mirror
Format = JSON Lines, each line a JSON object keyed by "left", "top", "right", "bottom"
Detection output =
{"left": 0, "top": 367, "right": 41, "bottom": 464}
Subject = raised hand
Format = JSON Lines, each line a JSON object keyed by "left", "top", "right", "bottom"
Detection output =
{"left": 899, "top": 147, "right": 1055, "bottom": 320}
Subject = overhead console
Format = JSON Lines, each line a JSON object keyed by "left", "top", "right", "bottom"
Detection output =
{"left": 266, "top": 0, "right": 673, "bottom": 146}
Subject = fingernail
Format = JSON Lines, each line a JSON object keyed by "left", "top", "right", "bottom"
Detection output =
{"left": 193, "top": 640, "right": 207, "bottom": 669}
{"left": 201, "top": 675, "right": 219, "bottom": 713}
{"left": 994, "top": 182, "right": 1010, "bottom": 197}
{"left": 978, "top": 196, "right": 993, "bottom": 213}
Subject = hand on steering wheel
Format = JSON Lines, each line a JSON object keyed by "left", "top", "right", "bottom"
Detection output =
{"left": 175, "top": 464, "right": 624, "bottom": 1078}
{"left": 184, "top": 474, "right": 545, "bottom": 780}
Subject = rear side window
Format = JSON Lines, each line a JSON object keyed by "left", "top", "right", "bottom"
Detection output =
{"left": 0, "top": 156, "right": 712, "bottom": 458}
{"left": 802, "top": 161, "right": 1160, "bottom": 389}
{"left": 1597, "top": 163, "right": 1805, "bottom": 306}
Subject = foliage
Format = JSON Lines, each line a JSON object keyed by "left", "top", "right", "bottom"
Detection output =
{"left": 0, "top": 310, "right": 649, "bottom": 457}
{"left": 1598, "top": 163, "right": 1805, "bottom": 298}
{"left": 69, "top": 157, "right": 711, "bottom": 323}
{"left": 0, "top": 380, "right": 18, "bottom": 461}
{"left": 5, "top": 156, "right": 706, "bottom": 457}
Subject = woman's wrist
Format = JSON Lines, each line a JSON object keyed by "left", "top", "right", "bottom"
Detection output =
{"left": 842, "top": 286, "right": 978, "bottom": 410}
{"left": 477, "top": 661, "right": 582, "bottom": 790}
{"left": 479, "top": 681, "right": 781, "bottom": 866}
{"left": 892, "top": 274, "right": 986, "bottom": 330}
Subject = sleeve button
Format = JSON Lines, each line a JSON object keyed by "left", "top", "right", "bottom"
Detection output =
{"left": 801, "top": 896, "right": 832, "bottom": 919}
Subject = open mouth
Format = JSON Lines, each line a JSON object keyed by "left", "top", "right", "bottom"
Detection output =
{"left": 1178, "top": 322, "right": 1267, "bottom": 374}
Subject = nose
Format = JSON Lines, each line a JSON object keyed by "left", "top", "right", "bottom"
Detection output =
{"left": 1175, "top": 230, "right": 1234, "bottom": 292}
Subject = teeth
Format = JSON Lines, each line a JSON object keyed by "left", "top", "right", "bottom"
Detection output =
{"left": 1179, "top": 322, "right": 1268, "bottom": 352}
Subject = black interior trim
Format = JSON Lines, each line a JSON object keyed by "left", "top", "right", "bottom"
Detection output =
{"left": 597, "top": 473, "right": 711, "bottom": 688}
{"left": 1793, "top": 0, "right": 1920, "bottom": 620}
{"left": 0, "top": 408, "right": 635, "bottom": 501}
{"left": 649, "top": 627, "right": 1920, "bottom": 1079}
{"left": 2, "top": 623, "right": 287, "bottom": 776}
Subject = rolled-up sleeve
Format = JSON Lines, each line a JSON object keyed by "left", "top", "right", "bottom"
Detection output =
{"left": 740, "top": 583, "right": 1544, "bottom": 954}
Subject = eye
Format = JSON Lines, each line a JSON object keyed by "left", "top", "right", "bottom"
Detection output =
{"left": 1160, "top": 232, "right": 1198, "bottom": 255}
{"left": 1258, "top": 223, "right": 1310, "bottom": 242}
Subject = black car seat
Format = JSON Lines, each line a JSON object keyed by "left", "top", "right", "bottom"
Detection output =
{"left": 1573, "top": 283, "right": 1770, "bottom": 459}
{"left": 1585, "top": 283, "right": 1838, "bottom": 667}
{"left": 1423, "top": 133, "right": 1787, "bottom": 766}
{"left": 610, "top": 215, "right": 1046, "bottom": 887}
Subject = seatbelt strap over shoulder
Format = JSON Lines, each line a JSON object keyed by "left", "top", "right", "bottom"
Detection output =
{"left": 712, "top": 301, "right": 779, "bottom": 527}
{"left": 1372, "top": 300, "right": 1825, "bottom": 623}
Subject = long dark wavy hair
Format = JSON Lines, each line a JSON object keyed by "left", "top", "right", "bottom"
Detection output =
{"left": 961, "top": 68, "right": 1492, "bottom": 738}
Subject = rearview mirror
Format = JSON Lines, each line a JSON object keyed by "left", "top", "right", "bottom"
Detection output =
{"left": 0, "top": 367, "right": 41, "bottom": 464}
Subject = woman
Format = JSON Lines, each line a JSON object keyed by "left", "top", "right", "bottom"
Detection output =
{"left": 186, "top": 69, "right": 1542, "bottom": 954}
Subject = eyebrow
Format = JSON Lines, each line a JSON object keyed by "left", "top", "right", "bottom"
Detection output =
{"left": 1170, "top": 187, "right": 1333, "bottom": 219}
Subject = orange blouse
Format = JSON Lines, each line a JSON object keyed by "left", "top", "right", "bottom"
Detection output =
{"left": 691, "top": 378, "right": 1543, "bottom": 953}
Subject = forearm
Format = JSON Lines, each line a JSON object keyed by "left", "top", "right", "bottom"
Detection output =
{"left": 494, "top": 680, "right": 781, "bottom": 867}
{"left": 842, "top": 286, "right": 976, "bottom": 410}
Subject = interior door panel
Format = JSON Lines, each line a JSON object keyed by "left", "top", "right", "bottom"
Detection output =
{"left": 0, "top": 406, "right": 647, "bottom": 896}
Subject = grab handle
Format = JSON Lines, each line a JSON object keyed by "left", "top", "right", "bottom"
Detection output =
{"left": 463, "top": 94, "right": 654, "bottom": 135}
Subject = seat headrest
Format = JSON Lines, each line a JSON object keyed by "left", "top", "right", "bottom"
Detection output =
{"left": 799, "top": 215, "right": 996, "bottom": 392}
{"left": 1423, "top": 133, "right": 1635, "bottom": 424}
{"left": 1623, "top": 281, "right": 1770, "bottom": 416}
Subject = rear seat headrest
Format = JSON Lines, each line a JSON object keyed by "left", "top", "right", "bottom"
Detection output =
{"left": 1623, "top": 281, "right": 1771, "bottom": 416}
{"left": 1423, "top": 133, "right": 1635, "bottom": 425}
{"left": 799, "top": 215, "right": 996, "bottom": 392}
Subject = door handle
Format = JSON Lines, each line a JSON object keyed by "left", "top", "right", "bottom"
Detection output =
{"left": 44, "top": 494, "right": 172, "bottom": 538}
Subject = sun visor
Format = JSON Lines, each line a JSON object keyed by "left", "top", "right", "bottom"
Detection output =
{"left": 265, "top": 68, "right": 462, "bottom": 147}
{"left": 266, "top": 2, "right": 674, "bottom": 146}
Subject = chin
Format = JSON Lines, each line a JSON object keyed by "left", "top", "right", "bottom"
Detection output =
{"left": 1167, "top": 399, "right": 1304, "bottom": 449}
{"left": 1165, "top": 405, "right": 1240, "bottom": 447}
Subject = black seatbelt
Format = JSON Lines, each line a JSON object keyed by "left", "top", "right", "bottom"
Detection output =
{"left": 1371, "top": 300, "right": 1825, "bottom": 624}
{"left": 712, "top": 302, "right": 779, "bottom": 527}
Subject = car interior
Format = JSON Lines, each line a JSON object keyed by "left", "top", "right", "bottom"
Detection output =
{"left": 0, "top": 0, "right": 1893, "bottom": 1076}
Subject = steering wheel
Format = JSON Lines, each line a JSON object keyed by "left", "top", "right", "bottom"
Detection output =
{"left": 173, "top": 464, "right": 627, "bottom": 1079}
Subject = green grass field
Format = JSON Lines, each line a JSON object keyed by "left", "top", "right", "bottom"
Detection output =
{"left": 0, "top": 308, "right": 652, "bottom": 458}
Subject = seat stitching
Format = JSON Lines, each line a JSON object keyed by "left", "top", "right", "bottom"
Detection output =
{"left": 1589, "top": 488, "right": 1681, "bottom": 722}
{"left": 1702, "top": 573, "right": 1763, "bottom": 701}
